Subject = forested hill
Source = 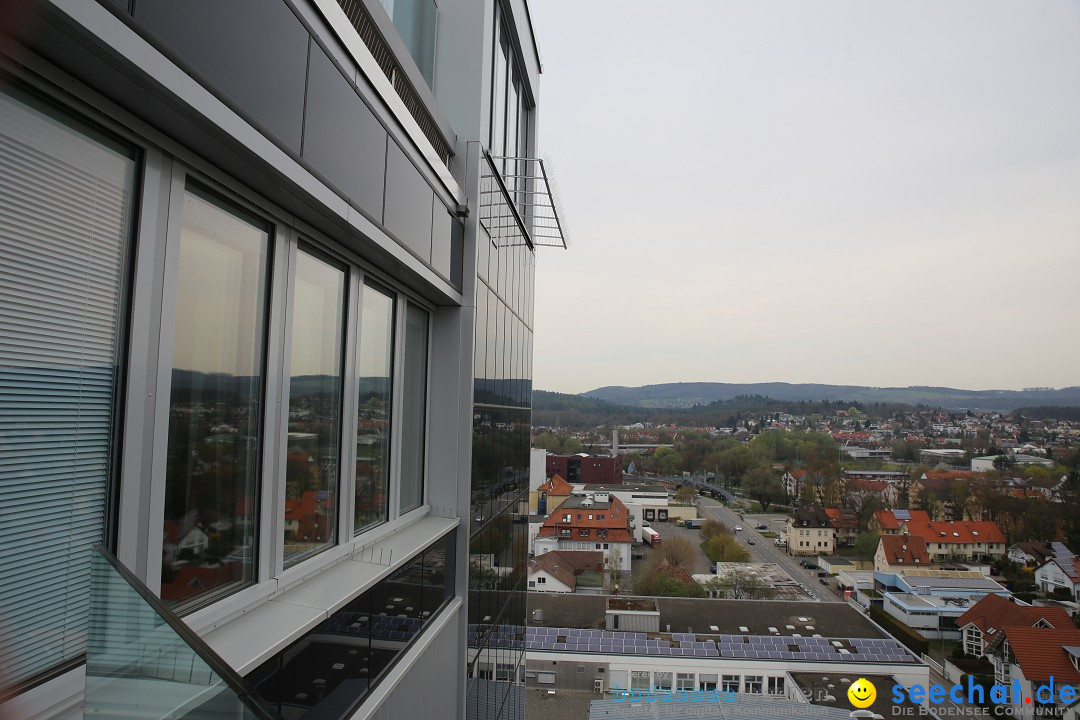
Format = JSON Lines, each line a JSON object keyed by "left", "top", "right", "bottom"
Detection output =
{"left": 581, "top": 382, "right": 1080, "bottom": 412}
{"left": 532, "top": 390, "right": 912, "bottom": 431}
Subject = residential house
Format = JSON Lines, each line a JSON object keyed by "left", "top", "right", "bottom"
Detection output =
{"left": 986, "top": 626, "right": 1080, "bottom": 720}
{"left": 786, "top": 505, "right": 836, "bottom": 557}
{"left": 527, "top": 550, "right": 604, "bottom": 594}
{"left": 956, "top": 593, "right": 1072, "bottom": 659}
{"left": 824, "top": 508, "right": 858, "bottom": 548}
{"left": 871, "top": 509, "right": 931, "bottom": 536}
{"left": 901, "top": 520, "right": 1007, "bottom": 562}
{"left": 1008, "top": 542, "right": 1072, "bottom": 567}
{"left": 535, "top": 493, "right": 634, "bottom": 571}
{"left": 874, "top": 535, "right": 931, "bottom": 573}
{"left": 529, "top": 473, "right": 574, "bottom": 515}
{"left": 1036, "top": 555, "right": 1080, "bottom": 599}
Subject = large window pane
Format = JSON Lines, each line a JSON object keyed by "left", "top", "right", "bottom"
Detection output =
{"left": 162, "top": 186, "right": 270, "bottom": 608}
{"left": 400, "top": 304, "right": 428, "bottom": 513}
{"left": 0, "top": 85, "right": 136, "bottom": 690}
{"left": 355, "top": 283, "right": 394, "bottom": 532}
{"left": 284, "top": 249, "right": 346, "bottom": 567}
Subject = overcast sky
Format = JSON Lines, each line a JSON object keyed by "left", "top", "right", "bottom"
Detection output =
{"left": 527, "top": 0, "right": 1080, "bottom": 395}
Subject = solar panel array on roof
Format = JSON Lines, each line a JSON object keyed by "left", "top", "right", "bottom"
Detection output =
{"left": 1052, "top": 542, "right": 1074, "bottom": 559}
{"left": 893, "top": 509, "right": 911, "bottom": 521}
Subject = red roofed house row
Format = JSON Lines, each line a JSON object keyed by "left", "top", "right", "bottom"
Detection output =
{"left": 900, "top": 520, "right": 1006, "bottom": 562}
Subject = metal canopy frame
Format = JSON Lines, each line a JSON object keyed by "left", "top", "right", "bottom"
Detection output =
{"left": 480, "top": 149, "right": 569, "bottom": 250}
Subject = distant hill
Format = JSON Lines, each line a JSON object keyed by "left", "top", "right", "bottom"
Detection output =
{"left": 532, "top": 390, "right": 910, "bottom": 430}
{"left": 582, "top": 382, "right": 1080, "bottom": 412}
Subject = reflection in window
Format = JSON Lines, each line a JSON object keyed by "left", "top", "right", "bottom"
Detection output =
{"left": 355, "top": 283, "right": 394, "bottom": 532}
{"left": 249, "top": 532, "right": 454, "bottom": 716}
{"left": 400, "top": 304, "right": 428, "bottom": 513}
{"left": 283, "top": 249, "right": 346, "bottom": 567}
{"left": 162, "top": 187, "right": 270, "bottom": 608}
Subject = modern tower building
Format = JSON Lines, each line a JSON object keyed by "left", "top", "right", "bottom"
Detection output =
{"left": 0, "top": 1, "right": 564, "bottom": 719}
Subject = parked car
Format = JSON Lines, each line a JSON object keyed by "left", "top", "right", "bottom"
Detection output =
{"left": 755, "top": 524, "right": 767, "bottom": 530}
{"left": 819, "top": 578, "right": 829, "bottom": 585}
{"left": 734, "top": 525, "right": 743, "bottom": 532}
{"left": 747, "top": 539, "right": 755, "bottom": 545}
{"left": 804, "top": 563, "right": 818, "bottom": 570}
{"left": 817, "top": 571, "right": 829, "bottom": 577}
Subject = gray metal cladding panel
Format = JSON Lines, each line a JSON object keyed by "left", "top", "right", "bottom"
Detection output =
{"left": 384, "top": 141, "right": 434, "bottom": 263}
{"left": 430, "top": 196, "right": 452, "bottom": 282}
{"left": 134, "top": 0, "right": 308, "bottom": 152}
{"left": 303, "top": 42, "right": 388, "bottom": 223}
{"left": 450, "top": 217, "right": 464, "bottom": 289}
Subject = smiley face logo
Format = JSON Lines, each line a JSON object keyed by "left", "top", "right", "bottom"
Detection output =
{"left": 847, "top": 678, "right": 877, "bottom": 708}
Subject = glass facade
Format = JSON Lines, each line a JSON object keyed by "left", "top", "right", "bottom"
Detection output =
{"left": 162, "top": 187, "right": 271, "bottom": 608}
{"left": 249, "top": 532, "right": 455, "bottom": 717}
{"left": 355, "top": 283, "right": 395, "bottom": 533}
{"left": 399, "top": 303, "right": 429, "bottom": 513}
{"left": 467, "top": 7, "right": 536, "bottom": 719}
{"left": 283, "top": 249, "right": 347, "bottom": 567}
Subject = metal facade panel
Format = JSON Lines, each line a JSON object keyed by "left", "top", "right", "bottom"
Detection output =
{"left": 303, "top": 41, "right": 389, "bottom": 223}
{"left": 134, "top": 0, "right": 308, "bottom": 152}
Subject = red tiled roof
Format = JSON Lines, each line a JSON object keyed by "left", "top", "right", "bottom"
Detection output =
{"left": 538, "top": 474, "right": 573, "bottom": 495}
{"left": 848, "top": 479, "right": 889, "bottom": 492}
{"left": 538, "top": 494, "right": 634, "bottom": 543}
{"left": 957, "top": 594, "right": 1072, "bottom": 637}
{"left": 1000, "top": 626, "right": 1080, "bottom": 684}
{"left": 874, "top": 510, "right": 931, "bottom": 531}
{"left": 880, "top": 535, "right": 930, "bottom": 566}
{"left": 824, "top": 507, "right": 858, "bottom": 529}
{"left": 904, "top": 520, "right": 1006, "bottom": 544}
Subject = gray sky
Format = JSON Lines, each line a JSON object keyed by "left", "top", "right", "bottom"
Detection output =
{"left": 528, "top": 0, "right": 1080, "bottom": 395}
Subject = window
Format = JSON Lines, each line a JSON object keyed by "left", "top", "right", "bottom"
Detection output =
{"left": 631, "top": 671, "right": 650, "bottom": 690}
{"left": 162, "top": 186, "right": 271, "bottom": 609}
{"left": 283, "top": 248, "right": 346, "bottom": 567}
{"left": 744, "top": 676, "right": 763, "bottom": 694}
{"left": 537, "top": 672, "right": 555, "bottom": 685}
{"left": 379, "top": 0, "right": 437, "bottom": 90}
{"left": 677, "top": 673, "right": 695, "bottom": 691}
{"left": 537, "top": 576, "right": 545, "bottom": 584}
{"left": 722, "top": 675, "right": 740, "bottom": 693}
{"left": 579, "top": 529, "right": 589, "bottom": 538}
{"left": 700, "top": 674, "right": 718, "bottom": 691}
{"left": 0, "top": 83, "right": 137, "bottom": 689}
{"left": 399, "top": 303, "right": 428, "bottom": 513}
{"left": 355, "top": 282, "right": 395, "bottom": 533}
{"left": 654, "top": 672, "right": 672, "bottom": 691}
{"left": 768, "top": 677, "right": 785, "bottom": 695}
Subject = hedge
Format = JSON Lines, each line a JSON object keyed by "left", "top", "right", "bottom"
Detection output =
{"left": 869, "top": 605, "right": 930, "bottom": 655}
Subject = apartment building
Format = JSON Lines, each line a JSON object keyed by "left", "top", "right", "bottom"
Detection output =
{"left": 0, "top": 1, "right": 564, "bottom": 719}
{"left": 534, "top": 494, "right": 634, "bottom": 572}
{"left": 785, "top": 506, "right": 836, "bottom": 557}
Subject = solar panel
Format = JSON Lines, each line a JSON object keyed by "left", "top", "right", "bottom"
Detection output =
{"left": 894, "top": 509, "right": 911, "bottom": 521}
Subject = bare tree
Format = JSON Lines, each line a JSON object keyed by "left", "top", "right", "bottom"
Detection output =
{"left": 658, "top": 534, "right": 696, "bottom": 568}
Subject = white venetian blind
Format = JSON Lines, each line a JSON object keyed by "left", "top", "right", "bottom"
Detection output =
{"left": 0, "top": 85, "right": 136, "bottom": 692}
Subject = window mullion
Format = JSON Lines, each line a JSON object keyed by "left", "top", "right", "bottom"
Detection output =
{"left": 342, "top": 268, "right": 365, "bottom": 540}
{"left": 388, "top": 291, "right": 408, "bottom": 521}
{"left": 266, "top": 231, "right": 299, "bottom": 579}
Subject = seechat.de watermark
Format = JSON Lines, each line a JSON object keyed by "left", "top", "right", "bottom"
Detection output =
{"left": 890, "top": 677, "right": 1077, "bottom": 717}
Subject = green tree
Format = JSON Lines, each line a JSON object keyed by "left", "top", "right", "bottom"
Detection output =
{"left": 853, "top": 531, "right": 881, "bottom": 556}
{"left": 743, "top": 466, "right": 785, "bottom": 512}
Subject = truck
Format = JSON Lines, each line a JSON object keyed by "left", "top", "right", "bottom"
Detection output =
{"left": 686, "top": 518, "right": 703, "bottom": 530}
{"left": 643, "top": 527, "right": 662, "bottom": 546}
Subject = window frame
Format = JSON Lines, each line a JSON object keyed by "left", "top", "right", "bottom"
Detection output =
{"left": 145, "top": 162, "right": 439, "bottom": 620}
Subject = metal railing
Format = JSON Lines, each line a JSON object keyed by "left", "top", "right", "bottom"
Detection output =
{"left": 480, "top": 151, "right": 570, "bottom": 250}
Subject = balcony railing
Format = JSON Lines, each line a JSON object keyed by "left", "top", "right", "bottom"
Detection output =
{"left": 480, "top": 151, "right": 570, "bottom": 250}
{"left": 85, "top": 546, "right": 276, "bottom": 720}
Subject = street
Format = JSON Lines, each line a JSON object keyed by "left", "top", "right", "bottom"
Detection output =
{"left": 696, "top": 496, "right": 843, "bottom": 603}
